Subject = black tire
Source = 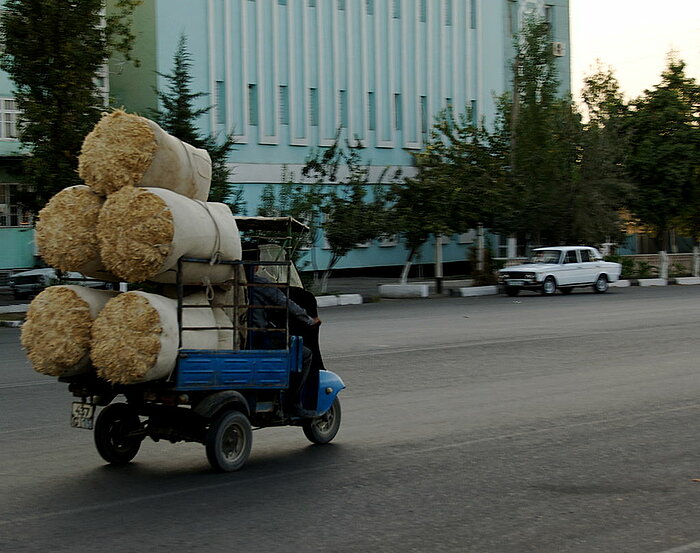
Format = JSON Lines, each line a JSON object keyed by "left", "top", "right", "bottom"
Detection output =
{"left": 303, "top": 397, "right": 341, "bottom": 444}
{"left": 206, "top": 410, "right": 252, "bottom": 472}
{"left": 505, "top": 287, "right": 520, "bottom": 297}
{"left": 593, "top": 274, "right": 609, "bottom": 293}
{"left": 94, "top": 403, "right": 143, "bottom": 465}
{"left": 560, "top": 287, "right": 573, "bottom": 295}
{"left": 541, "top": 276, "right": 557, "bottom": 295}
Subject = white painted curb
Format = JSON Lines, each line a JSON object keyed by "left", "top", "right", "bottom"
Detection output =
{"left": 456, "top": 286, "right": 498, "bottom": 297}
{"left": 315, "top": 295, "right": 340, "bottom": 308}
{"left": 338, "top": 294, "right": 363, "bottom": 305}
{"left": 675, "top": 277, "right": 700, "bottom": 285}
{"left": 638, "top": 278, "right": 667, "bottom": 286}
{"left": 611, "top": 280, "right": 631, "bottom": 287}
{"left": 378, "top": 284, "right": 430, "bottom": 298}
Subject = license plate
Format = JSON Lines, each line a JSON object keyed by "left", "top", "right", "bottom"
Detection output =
{"left": 71, "top": 402, "right": 95, "bottom": 430}
{"left": 507, "top": 280, "right": 525, "bottom": 286}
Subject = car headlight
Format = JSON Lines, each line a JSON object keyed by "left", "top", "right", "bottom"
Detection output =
{"left": 523, "top": 273, "right": 536, "bottom": 279}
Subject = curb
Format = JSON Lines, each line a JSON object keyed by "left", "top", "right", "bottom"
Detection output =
{"left": 316, "top": 293, "right": 363, "bottom": 308}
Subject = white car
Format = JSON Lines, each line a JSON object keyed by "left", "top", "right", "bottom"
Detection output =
{"left": 497, "top": 246, "right": 622, "bottom": 296}
{"left": 8, "top": 268, "right": 108, "bottom": 300}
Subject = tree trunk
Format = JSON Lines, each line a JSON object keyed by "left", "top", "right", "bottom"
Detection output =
{"left": 400, "top": 247, "right": 417, "bottom": 284}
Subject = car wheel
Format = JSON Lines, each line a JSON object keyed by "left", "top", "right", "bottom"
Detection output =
{"left": 94, "top": 403, "right": 143, "bottom": 465}
{"left": 560, "top": 288, "right": 573, "bottom": 295}
{"left": 505, "top": 287, "right": 520, "bottom": 297}
{"left": 593, "top": 274, "right": 609, "bottom": 293}
{"left": 303, "top": 398, "right": 342, "bottom": 445}
{"left": 206, "top": 410, "right": 252, "bottom": 472}
{"left": 541, "top": 277, "right": 557, "bottom": 295}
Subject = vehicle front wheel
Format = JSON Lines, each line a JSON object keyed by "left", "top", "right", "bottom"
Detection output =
{"left": 303, "top": 397, "right": 341, "bottom": 444}
{"left": 94, "top": 403, "right": 143, "bottom": 465}
{"left": 593, "top": 274, "right": 609, "bottom": 293}
{"left": 505, "top": 287, "right": 520, "bottom": 297}
{"left": 541, "top": 277, "right": 557, "bottom": 295}
{"left": 206, "top": 410, "right": 252, "bottom": 472}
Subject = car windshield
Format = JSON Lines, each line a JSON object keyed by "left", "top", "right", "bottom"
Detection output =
{"left": 529, "top": 250, "right": 562, "bottom": 264}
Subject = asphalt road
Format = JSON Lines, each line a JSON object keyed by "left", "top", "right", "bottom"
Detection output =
{"left": 1, "top": 286, "right": 700, "bottom": 552}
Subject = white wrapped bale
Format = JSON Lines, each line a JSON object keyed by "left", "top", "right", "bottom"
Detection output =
{"left": 20, "top": 286, "right": 117, "bottom": 377}
{"left": 92, "top": 291, "right": 233, "bottom": 384}
{"left": 96, "top": 186, "right": 242, "bottom": 284}
{"left": 34, "top": 185, "right": 118, "bottom": 281}
{"left": 78, "top": 110, "right": 212, "bottom": 201}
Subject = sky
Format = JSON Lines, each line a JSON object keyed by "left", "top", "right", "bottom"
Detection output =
{"left": 569, "top": 0, "right": 700, "bottom": 102}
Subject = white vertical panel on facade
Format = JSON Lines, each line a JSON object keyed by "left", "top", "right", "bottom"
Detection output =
{"left": 318, "top": 1, "right": 334, "bottom": 146}
{"left": 289, "top": 0, "right": 308, "bottom": 145}
{"left": 207, "top": 0, "right": 217, "bottom": 136}
{"left": 375, "top": 1, "right": 393, "bottom": 148}
{"left": 452, "top": 0, "right": 464, "bottom": 115}
{"left": 476, "top": 0, "right": 484, "bottom": 124}
{"left": 402, "top": 0, "right": 420, "bottom": 149}
{"left": 256, "top": 1, "right": 278, "bottom": 144}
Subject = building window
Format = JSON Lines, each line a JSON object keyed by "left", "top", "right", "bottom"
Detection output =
{"left": 339, "top": 89, "right": 348, "bottom": 128}
{"left": 420, "top": 96, "right": 428, "bottom": 135}
{"left": 394, "top": 93, "right": 402, "bottom": 131}
{"left": 278, "top": 0, "right": 287, "bottom": 5}
{"left": 0, "top": 184, "right": 33, "bottom": 227}
{"left": 337, "top": 0, "right": 345, "bottom": 11}
{"left": 0, "top": 98, "right": 19, "bottom": 140}
{"left": 309, "top": 87, "right": 318, "bottom": 126}
{"left": 279, "top": 85, "right": 289, "bottom": 125}
{"left": 470, "top": 0, "right": 477, "bottom": 29}
{"left": 366, "top": 0, "right": 373, "bottom": 16}
{"left": 368, "top": 92, "right": 376, "bottom": 131}
{"left": 393, "top": 0, "right": 400, "bottom": 18}
{"left": 419, "top": 0, "right": 427, "bottom": 23}
{"left": 308, "top": 0, "right": 316, "bottom": 6}
{"left": 445, "top": 0, "right": 452, "bottom": 26}
{"left": 215, "top": 81, "right": 226, "bottom": 125}
{"left": 470, "top": 99, "right": 478, "bottom": 126}
{"left": 508, "top": 0, "right": 518, "bottom": 35}
{"left": 248, "top": 84, "right": 258, "bottom": 126}
{"left": 545, "top": 5, "right": 554, "bottom": 33}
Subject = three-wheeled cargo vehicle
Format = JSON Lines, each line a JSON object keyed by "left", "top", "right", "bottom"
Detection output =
{"left": 60, "top": 217, "right": 344, "bottom": 472}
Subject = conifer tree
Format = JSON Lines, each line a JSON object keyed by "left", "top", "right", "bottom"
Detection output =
{"left": 153, "top": 34, "right": 244, "bottom": 213}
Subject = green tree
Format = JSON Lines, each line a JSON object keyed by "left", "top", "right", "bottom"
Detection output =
{"left": 301, "top": 136, "right": 393, "bottom": 291}
{"left": 394, "top": 106, "right": 508, "bottom": 282}
{"left": 625, "top": 56, "right": 700, "bottom": 253}
{"left": 0, "top": 0, "right": 141, "bottom": 210}
{"left": 498, "top": 15, "right": 582, "bottom": 246}
{"left": 152, "top": 34, "right": 244, "bottom": 213}
{"left": 576, "top": 62, "right": 632, "bottom": 245}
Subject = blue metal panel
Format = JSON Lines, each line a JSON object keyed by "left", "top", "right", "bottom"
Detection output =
{"left": 316, "top": 370, "right": 346, "bottom": 414}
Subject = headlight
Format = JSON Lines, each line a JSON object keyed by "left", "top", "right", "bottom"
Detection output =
{"left": 523, "top": 273, "right": 536, "bottom": 279}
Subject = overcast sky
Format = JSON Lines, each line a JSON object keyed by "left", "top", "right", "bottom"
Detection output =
{"left": 569, "top": 0, "right": 700, "bottom": 101}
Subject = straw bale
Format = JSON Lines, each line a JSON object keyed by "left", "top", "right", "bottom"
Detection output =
{"left": 78, "top": 110, "right": 157, "bottom": 196}
{"left": 91, "top": 292, "right": 168, "bottom": 384}
{"left": 78, "top": 110, "right": 212, "bottom": 200}
{"left": 35, "top": 186, "right": 104, "bottom": 274}
{"left": 97, "top": 186, "right": 175, "bottom": 282}
{"left": 92, "top": 291, "right": 228, "bottom": 384}
{"left": 21, "top": 286, "right": 117, "bottom": 377}
{"left": 97, "top": 187, "right": 241, "bottom": 284}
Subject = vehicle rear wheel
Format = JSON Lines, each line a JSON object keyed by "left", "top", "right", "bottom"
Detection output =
{"left": 303, "top": 397, "right": 341, "bottom": 444}
{"left": 560, "top": 287, "right": 573, "bottom": 295}
{"left": 541, "top": 277, "right": 557, "bottom": 295}
{"left": 94, "top": 403, "right": 143, "bottom": 465}
{"left": 593, "top": 274, "right": 609, "bottom": 293}
{"left": 206, "top": 410, "right": 252, "bottom": 472}
{"left": 505, "top": 287, "right": 520, "bottom": 297}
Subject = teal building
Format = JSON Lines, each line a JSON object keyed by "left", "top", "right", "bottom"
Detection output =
{"left": 0, "top": 0, "right": 571, "bottom": 273}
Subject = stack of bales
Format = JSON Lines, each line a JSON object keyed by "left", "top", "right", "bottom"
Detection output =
{"left": 23, "top": 110, "right": 243, "bottom": 384}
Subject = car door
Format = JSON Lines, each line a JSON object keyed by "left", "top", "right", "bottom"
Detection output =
{"left": 558, "top": 249, "right": 582, "bottom": 285}
{"left": 577, "top": 248, "right": 598, "bottom": 284}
